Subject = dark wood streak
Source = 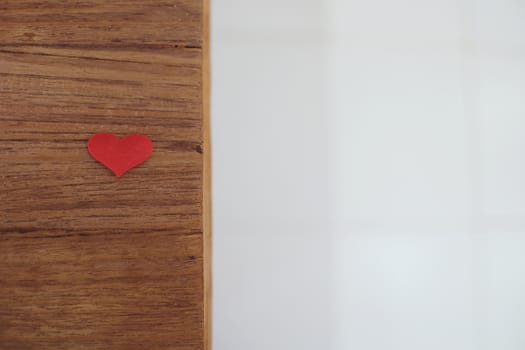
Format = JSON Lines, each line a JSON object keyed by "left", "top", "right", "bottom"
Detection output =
{"left": 0, "top": 1, "right": 208, "bottom": 349}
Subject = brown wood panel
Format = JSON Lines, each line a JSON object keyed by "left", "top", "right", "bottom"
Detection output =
{"left": 0, "top": 1, "right": 209, "bottom": 349}
{"left": 0, "top": 1, "right": 202, "bottom": 47}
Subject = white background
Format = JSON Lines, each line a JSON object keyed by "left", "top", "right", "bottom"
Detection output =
{"left": 211, "top": 1, "right": 525, "bottom": 349}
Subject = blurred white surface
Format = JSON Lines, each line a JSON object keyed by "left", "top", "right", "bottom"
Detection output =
{"left": 211, "top": 1, "right": 525, "bottom": 349}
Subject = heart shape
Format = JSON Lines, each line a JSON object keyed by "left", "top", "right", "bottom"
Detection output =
{"left": 88, "top": 133, "right": 153, "bottom": 177}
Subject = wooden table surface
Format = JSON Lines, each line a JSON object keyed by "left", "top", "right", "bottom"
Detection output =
{"left": 0, "top": 1, "right": 210, "bottom": 349}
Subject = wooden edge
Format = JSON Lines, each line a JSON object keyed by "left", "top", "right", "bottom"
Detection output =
{"left": 202, "top": 0, "right": 212, "bottom": 349}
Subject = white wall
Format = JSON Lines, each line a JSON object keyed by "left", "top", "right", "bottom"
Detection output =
{"left": 211, "top": 1, "right": 525, "bottom": 349}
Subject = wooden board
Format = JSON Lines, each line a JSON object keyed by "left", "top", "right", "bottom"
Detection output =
{"left": 0, "top": 1, "right": 210, "bottom": 349}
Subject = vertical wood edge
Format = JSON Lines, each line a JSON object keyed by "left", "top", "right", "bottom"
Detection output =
{"left": 202, "top": 0, "right": 212, "bottom": 349}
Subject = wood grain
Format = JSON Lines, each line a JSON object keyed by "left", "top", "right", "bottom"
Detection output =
{"left": 201, "top": 0, "right": 212, "bottom": 349}
{"left": 0, "top": 1, "right": 209, "bottom": 349}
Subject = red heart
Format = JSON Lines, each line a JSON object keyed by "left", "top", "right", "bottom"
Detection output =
{"left": 88, "top": 133, "right": 153, "bottom": 177}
